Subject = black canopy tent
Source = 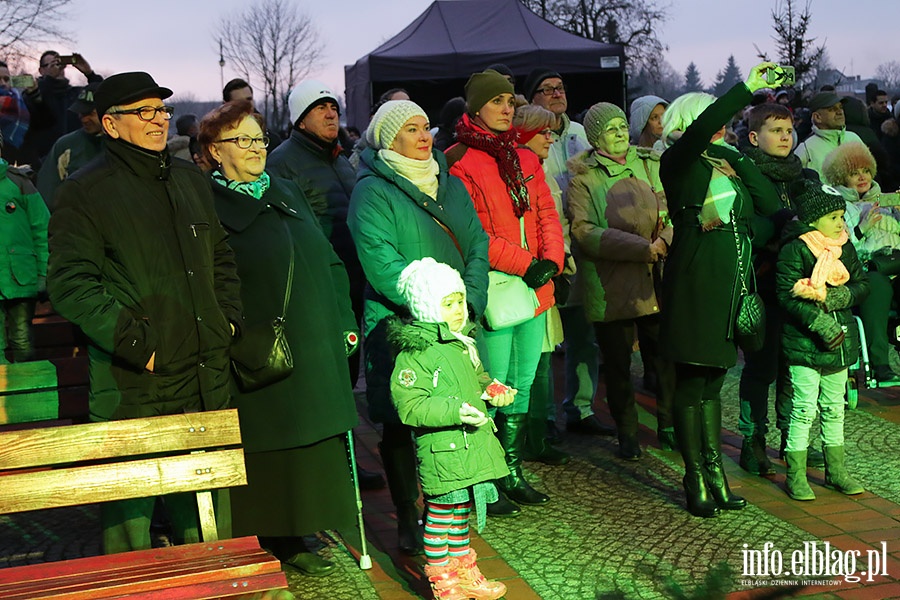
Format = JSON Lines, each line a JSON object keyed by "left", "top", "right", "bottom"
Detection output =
{"left": 344, "top": 0, "right": 626, "bottom": 129}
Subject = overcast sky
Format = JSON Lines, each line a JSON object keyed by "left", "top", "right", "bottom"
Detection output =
{"left": 51, "top": 0, "right": 893, "bottom": 103}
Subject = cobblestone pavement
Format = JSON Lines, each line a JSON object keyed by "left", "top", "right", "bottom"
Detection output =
{"left": 4, "top": 357, "right": 900, "bottom": 599}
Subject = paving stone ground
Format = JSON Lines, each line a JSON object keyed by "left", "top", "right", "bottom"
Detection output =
{"left": 4, "top": 354, "right": 900, "bottom": 599}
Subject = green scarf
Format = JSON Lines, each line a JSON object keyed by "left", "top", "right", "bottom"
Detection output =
{"left": 698, "top": 152, "right": 739, "bottom": 231}
{"left": 211, "top": 169, "right": 270, "bottom": 200}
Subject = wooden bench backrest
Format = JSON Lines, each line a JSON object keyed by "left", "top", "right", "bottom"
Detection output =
{"left": 0, "top": 361, "right": 60, "bottom": 425}
{"left": 0, "top": 409, "right": 246, "bottom": 541}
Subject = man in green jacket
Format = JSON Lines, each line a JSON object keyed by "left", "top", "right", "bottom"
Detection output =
{"left": 47, "top": 72, "right": 243, "bottom": 554}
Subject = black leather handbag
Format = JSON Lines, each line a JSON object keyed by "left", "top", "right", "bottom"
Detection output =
{"left": 868, "top": 249, "right": 900, "bottom": 276}
{"left": 230, "top": 220, "right": 295, "bottom": 393}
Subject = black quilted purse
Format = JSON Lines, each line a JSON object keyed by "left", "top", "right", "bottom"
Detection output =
{"left": 230, "top": 220, "right": 295, "bottom": 392}
{"left": 732, "top": 215, "right": 766, "bottom": 353}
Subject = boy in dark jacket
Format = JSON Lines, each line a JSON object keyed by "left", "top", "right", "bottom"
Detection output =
{"left": 390, "top": 258, "right": 512, "bottom": 600}
{"left": 776, "top": 181, "right": 869, "bottom": 501}
{"left": 739, "top": 103, "right": 822, "bottom": 475}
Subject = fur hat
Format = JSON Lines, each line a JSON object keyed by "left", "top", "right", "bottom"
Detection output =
{"left": 821, "top": 142, "right": 877, "bottom": 187}
{"left": 628, "top": 95, "right": 668, "bottom": 141}
{"left": 583, "top": 102, "right": 627, "bottom": 149}
{"left": 396, "top": 258, "right": 466, "bottom": 324}
{"left": 792, "top": 180, "right": 846, "bottom": 224}
{"left": 366, "top": 100, "right": 429, "bottom": 150}
{"left": 464, "top": 69, "right": 514, "bottom": 116}
{"left": 522, "top": 68, "right": 562, "bottom": 101}
{"left": 288, "top": 80, "right": 338, "bottom": 125}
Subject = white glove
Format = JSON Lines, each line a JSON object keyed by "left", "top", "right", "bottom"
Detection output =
{"left": 459, "top": 403, "right": 488, "bottom": 428}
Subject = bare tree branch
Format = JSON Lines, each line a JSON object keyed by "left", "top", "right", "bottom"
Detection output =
{"left": 216, "top": 0, "right": 323, "bottom": 132}
{"left": 0, "top": 0, "right": 73, "bottom": 62}
{"left": 756, "top": 0, "right": 826, "bottom": 90}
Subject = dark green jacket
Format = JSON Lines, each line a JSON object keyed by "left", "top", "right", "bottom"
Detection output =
{"left": 389, "top": 319, "right": 508, "bottom": 497}
{"left": 776, "top": 221, "right": 869, "bottom": 371}
{"left": 212, "top": 175, "right": 359, "bottom": 453}
{"left": 48, "top": 139, "right": 243, "bottom": 421}
{"left": 0, "top": 160, "right": 49, "bottom": 300}
{"left": 37, "top": 128, "right": 104, "bottom": 211}
{"left": 659, "top": 83, "right": 781, "bottom": 368}
{"left": 349, "top": 147, "right": 489, "bottom": 424}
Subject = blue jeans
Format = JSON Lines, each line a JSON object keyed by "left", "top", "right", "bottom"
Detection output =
{"left": 481, "top": 311, "right": 547, "bottom": 415}
{"left": 785, "top": 365, "right": 847, "bottom": 452}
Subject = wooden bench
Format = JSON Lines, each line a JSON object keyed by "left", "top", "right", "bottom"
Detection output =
{"left": 0, "top": 409, "right": 291, "bottom": 599}
{"left": 0, "top": 359, "right": 89, "bottom": 430}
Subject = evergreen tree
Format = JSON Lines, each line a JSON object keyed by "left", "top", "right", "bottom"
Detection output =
{"left": 712, "top": 55, "right": 743, "bottom": 96}
{"left": 683, "top": 62, "right": 703, "bottom": 93}
{"left": 755, "top": 0, "right": 826, "bottom": 90}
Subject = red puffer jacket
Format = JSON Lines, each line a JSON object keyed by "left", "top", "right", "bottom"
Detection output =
{"left": 446, "top": 125, "right": 564, "bottom": 316}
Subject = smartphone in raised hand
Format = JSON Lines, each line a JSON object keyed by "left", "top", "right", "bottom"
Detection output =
{"left": 10, "top": 74, "right": 34, "bottom": 89}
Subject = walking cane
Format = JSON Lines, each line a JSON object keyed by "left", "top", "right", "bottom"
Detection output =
{"left": 346, "top": 429, "right": 373, "bottom": 569}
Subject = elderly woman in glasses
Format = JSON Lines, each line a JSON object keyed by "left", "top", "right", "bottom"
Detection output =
{"left": 566, "top": 102, "right": 676, "bottom": 461}
{"left": 199, "top": 99, "right": 361, "bottom": 577}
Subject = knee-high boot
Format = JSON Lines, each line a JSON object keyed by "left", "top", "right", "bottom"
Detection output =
{"left": 379, "top": 423, "right": 424, "bottom": 555}
{"left": 497, "top": 413, "right": 550, "bottom": 505}
{"left": 674, "top": 403, "right": 719, "bottom": 518}
{"left": 699, "top": 399, "right": 746, "bottom": 510}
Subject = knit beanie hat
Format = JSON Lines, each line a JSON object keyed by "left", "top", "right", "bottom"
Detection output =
{"left": 792, "top": 180, "right": 846, "bottom": 224}
{"left": 465, "top": 69, "right": 514, "bottom": 116}
{"left": 583, "top": 102, "right": 628, "bottom": 149}
{"left": 366, "top": 100, "right": 429, "bottom": 149}
{"left": 522, "top": 68, "right": 562, "bottom": 101}
{"left": 396, "top": 258, "right": 466, "bottom": 324}
{"left": 288, "top": 80, "right": 338, "bottom": 125}
{"left": 821, "top": 142, "right": 877, "bottom": 187}
{"left": 628, "top": 95, "right": 668, "bottom": 141}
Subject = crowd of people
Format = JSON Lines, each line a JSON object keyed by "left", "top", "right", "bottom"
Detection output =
{"left": 2, "top": 47, "right": 900, "bottom": 600}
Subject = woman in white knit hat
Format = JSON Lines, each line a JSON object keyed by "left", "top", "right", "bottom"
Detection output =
{"left": 348, "top": 99, "right": 490, "bottom": 552}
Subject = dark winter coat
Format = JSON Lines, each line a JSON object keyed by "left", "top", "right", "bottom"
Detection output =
{"left": 37, "top": 128, "right": 105, "bottom": 210}
{"left": 212, "top": 176, "right": 358, "bottom": 453}
{"left": 388, "top": 319, "right": 509, "bottom": 497}
{"left": 659, "top": 83, "right": 781, "bottom": 368}
{"left": 48, "top": 139, "right": 243, "bottom": 421}
{"left": 776, "top": 220, "right": 869, "bottom": 371}
{"left": 348, "top": 147, "right": 489, "bottom": 424}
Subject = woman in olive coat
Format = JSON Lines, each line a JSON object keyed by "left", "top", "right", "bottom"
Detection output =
{"left": 658, "top": 63, "right": 781, "bottom": 519}
{"left": 201, "top": 100, "right": 359, "bottom": 576}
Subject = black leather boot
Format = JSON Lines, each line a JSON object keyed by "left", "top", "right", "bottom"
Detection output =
{"left": 379, "top": 424, "right": 423, "bottom": 555}
{"left": 485, "top": 487, "right": 521, "bottom": 517}
{"left": 700, "top": 399, "right": 746, "bottom": 511}
{"left": 739, "top": 432, "right": 775, "bottom": 476}
{"left": 674, "top": 403, "right": 719, "bottom": 518}
{"left": 523, "top": 416, "right": 570, "bottom": 465}
{"left": 497, "top": 413, "right": 550, "bottom": 505}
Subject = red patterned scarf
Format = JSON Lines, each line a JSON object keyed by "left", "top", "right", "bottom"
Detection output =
{"left": 455, "top": 113, "right": 530, "bottom": 217}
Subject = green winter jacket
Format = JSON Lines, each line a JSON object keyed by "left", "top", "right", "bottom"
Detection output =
{"left": 389, "top": 319, "right": 508, "bottom": 497}
{"left": 566, "top": 146, "right": 672, "bottom": 322}
{"left": 0, "top": 159, "right": 49, "bottom": 300}
{"left": 776, "top": 220, "right": 869, "bottom": 370}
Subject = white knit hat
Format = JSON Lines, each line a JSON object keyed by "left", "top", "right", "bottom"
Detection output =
{"left": 366, "top": 100, "right": 429, "bottom": 150}
{"left": 396, "top": 258, "right": 466, "bottom": 324}
{"left": 288, "top": 80, "right": 338, "bottom": 125}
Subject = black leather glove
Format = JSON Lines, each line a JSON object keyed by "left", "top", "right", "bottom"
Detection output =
{"left": 823, "top": 285, "right": 851, "bottom": 312}
{"left": 809, "top": 313, "right": 845, "bottom": 351}
{"left": 522, "top": 259, "right": 558, "bottom": 289}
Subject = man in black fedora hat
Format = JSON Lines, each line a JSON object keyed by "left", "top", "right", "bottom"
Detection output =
{"left": 47, "top": 72, "right": 243, "bottom": 554}
{"left": 36, "top": 82, "right": 104, "bottom": 208}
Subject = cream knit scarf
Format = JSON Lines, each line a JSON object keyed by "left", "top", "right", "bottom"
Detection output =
{"left": 379, "top": 149, "right": 440, "bottom": 200}
{"left": 792, "top": 229, "right": 851, "bottom": 302}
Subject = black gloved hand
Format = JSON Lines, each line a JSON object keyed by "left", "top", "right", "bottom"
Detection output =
{"left": 522, "top": 259, "right": 558, "bottom": 289}
{"left": 809, "top": 313, "right": 845, "bottom": 351}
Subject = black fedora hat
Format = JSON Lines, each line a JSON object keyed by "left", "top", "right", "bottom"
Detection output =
{"left": 95, "top": 71, "right": 173, "bottom": 117}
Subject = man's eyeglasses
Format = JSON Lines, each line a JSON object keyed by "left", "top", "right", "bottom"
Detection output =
{"left": 536, "top": 85, "right": 566, "bottom": 96}
{"left": 215, "top": 135, "right": 270, "bottom": 149}
{"left": 107, "top": 105, "right": 175, "bottom": 122}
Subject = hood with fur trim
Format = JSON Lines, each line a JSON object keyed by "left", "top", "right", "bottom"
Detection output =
{"left": 821, "top": 142, "right": 877, "bottom": 187}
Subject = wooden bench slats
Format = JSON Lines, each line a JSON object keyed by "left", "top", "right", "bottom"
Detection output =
{"left": 0, "top": 448, "right": 247, "bottom": 514}
{"left": 0, "top": 389, "right": 59, "bottom": 426}
{"left": 0, "top": 536, "right": 265, "bottom": 582}
{"left": 0, "top": 410, "right": 242, "bottom": 470}
{"left": 0, "top": 538, "right": 285, "bottom": 599}
{"left": 0, "top": 361, "right": 59, "bottom": 394}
